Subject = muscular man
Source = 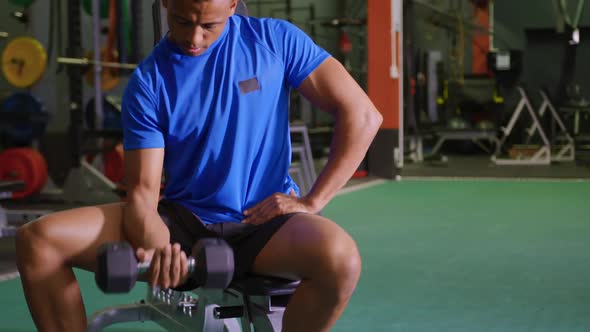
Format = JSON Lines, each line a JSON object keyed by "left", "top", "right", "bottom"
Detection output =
{"left": 16, "top": 0, "right": 382, "bottom": 331}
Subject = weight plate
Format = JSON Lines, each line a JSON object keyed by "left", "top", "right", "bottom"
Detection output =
{"left": 0, "top": 92, "right": 49, "bottom": 145}
{"left": 104, "top": 143, "right": 124, "bottom": 183}
{"left": 0, "top": 148, "right": 47, "bottom": 199}
{"left": 85, "top": 96, "right": 122, "bottom": 130}
{"left": 1, "top": 37, "right": 47, "bottom": 88}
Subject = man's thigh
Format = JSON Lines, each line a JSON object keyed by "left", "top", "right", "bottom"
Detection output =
{"left": 20, "top": 202, "right": 127, "bottom": 271}
{"left": 251, "top": 213, "right": 357, "bottom": 280}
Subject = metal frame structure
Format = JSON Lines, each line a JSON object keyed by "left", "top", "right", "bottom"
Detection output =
{"left": 88, "top": 278, "right": 299, "bottom": 332}
{"left": 492, "top": 87, "right": 552, "bottom": 165}
{"left": 0, "top": 181, "right": 52, "bottom": 238}
{"left": 535, "top": 90, "right": 575, "bottom": 162}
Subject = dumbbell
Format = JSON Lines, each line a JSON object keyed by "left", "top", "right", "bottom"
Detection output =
{"left": 95, "top": 238, "right": 235, "bottom": 293}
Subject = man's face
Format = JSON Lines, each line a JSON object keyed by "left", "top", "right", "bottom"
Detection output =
{"left": 162, "top": 0, "right": 236, "bottom": 56}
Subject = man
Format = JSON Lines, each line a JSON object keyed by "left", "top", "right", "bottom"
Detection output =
{"left": 15, "top": 0, "right": 382, "bottom": 331}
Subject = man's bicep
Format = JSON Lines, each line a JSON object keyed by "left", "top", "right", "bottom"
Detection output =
{"left": 125, "top": 148, "right": 165, "bottom": 199}
{"left": 296, "top": 57, "right": 374, "bottom": 116}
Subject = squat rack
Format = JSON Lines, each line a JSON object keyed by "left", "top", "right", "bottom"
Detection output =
{"left": 60, "top": 0, "right": 136, "bottom": 204}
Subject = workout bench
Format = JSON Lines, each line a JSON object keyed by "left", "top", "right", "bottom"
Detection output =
{"left": 87, "top": 276, "right": 299, "bottom": 331}
{"left": 0, "top": 180, "right": 51, "bottom": 238}
{"left": 88, "top": 236, "right": 299, "bottom": 332}
{"left": 87, "top": 238, "right": 298, "bottom": 331}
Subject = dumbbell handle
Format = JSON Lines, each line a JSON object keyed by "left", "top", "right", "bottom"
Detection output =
{"left": 137, "top": 257, "right": 196, "bottom": 275}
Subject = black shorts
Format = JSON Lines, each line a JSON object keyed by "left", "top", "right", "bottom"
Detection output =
{"left": 157, "top": 199, "right": 296, "bottom": 291}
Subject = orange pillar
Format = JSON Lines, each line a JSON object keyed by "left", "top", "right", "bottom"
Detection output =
{"left": 472, "top": 2, "right": 490, "bottom": 74}
{"left": 367, "top": 0, "right": 403, "bottom": 178}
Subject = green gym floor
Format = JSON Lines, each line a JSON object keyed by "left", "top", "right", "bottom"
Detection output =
{"left": 1, "top": 179, "right": 589, "bottom": 331}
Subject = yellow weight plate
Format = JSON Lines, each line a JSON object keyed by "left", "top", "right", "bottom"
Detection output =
{"left": 1, "top": 37, "right": 47, "bottom": 88}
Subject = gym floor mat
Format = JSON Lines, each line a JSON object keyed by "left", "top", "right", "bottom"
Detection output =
{"left": 1, "top": 180, "right": 589, "bottom": 331}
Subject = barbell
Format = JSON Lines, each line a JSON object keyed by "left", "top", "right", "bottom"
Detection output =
{"left": 57, "top": 56, "right": 137, "bottom": 70}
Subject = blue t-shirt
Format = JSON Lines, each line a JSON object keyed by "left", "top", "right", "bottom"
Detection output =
{"left": 121, "top": 15, "right": 330, "bottom": 224}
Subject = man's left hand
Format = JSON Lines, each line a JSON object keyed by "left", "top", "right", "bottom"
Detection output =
{"left": 242, "top": 190, "right": 314, "bottom": 225}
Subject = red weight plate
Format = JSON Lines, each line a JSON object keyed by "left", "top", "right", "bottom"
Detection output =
{"left": 24, "top": 148, "right": 48, "bottom": 194}
{"left": 0, "top": 148, "right": 38, "bottom": 198}
{"left": 104, "top": 143, "right": 124, "bottom": 183}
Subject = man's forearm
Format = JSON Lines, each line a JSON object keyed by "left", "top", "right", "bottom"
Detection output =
{"left": 123, "top": 191, "right": 170, "bottom": 249}
{"left": 304, "top": 106, "right": 382, "bottom": 211}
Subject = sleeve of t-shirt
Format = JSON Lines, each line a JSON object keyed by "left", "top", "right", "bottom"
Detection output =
{"left": 270, "top": 19, "right": 331, "bottom": 89}
{"left": 121, "top": 73, "right": 165, "bottom": 150}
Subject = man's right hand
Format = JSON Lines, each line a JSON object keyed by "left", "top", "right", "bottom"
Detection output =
{"left": 136, "top": 243, "right": 190, "bottom": 289}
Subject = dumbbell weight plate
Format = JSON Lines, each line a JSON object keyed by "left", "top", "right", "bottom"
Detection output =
{"left": 95, "top": 242, "right": 139, "bottom": 293}
{"left": 193, "top": 238, "right": 235, "bottom": 289}
{"left": 96, "top": 238, "right": 234, "bottom": 293}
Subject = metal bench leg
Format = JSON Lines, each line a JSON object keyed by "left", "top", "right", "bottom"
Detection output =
{"left": 250, "top": 305, "right": 285, "bottom": 332}
{"left": 87, "top": 302, "right": 154, "bottom": 332}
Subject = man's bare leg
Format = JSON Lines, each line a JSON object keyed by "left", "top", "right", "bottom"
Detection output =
{"left": 252, "top": 214, "right": 362, "bottom": 332}
{"left": 16, "top": 203, "right": 151, "bottom": 332}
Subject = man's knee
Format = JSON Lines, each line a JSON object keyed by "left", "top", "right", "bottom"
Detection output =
{"left": 16, "top": 218, "right": 60, "bottom": 268}
{"left": 321, "top": 234, "right": 361, "bottom": 280}
{"left": 310, "top": 221, "right": 362, "bottom": 301}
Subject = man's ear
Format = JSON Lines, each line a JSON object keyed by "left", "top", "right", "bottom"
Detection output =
{"left": 229, "top": 0, "right": 237, "bottom": 15}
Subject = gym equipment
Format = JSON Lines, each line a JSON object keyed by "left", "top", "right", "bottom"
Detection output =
{"left": 103, "top": 143, "right": 124, "bottom": 183}
{"left": 492, "top": 87, "right": 552, "bottom": 165}
{"left": 526, "top": 89, "right": 575, "bottom": 162}
{"left": 84, "top": 95, "right": 123, "bottom": 183}
{"left": 0, "top": 92, "right": 50, "bottom": 145}
{"left": 289, "top": 124, "right": 317, "bottom": 195}
{"left": 88, "top": 276, "right": 300, "bottom": 332}
{"left": 0, "top": 148, "right": 48, "bottom": 199}
{"left": 85, "top": 95, "right": 122, "bottom": 130}
{"left": 57, "top": 56, "right": 137, "bottom": 70}
{"left": 0, "top": 157, "right": 51, "bottom": 238}
{"left": 96, "top": 238, "right": 234, "bottom": 293}
{"left": 61, "top": 159, "right": 120, "bottom": 204}
{"left": 1, "top": 37, "right": 47, "bottom": 88}
{"left": 0, "top": 179, "right": 51, "bottom": 238}
{"left": 82, "top": 0, "right": 122, "bottom": 91}
{"left": 83, "top": 50, "right": 122, "bottom": 90}
{"left": 425, "top": 129, "right": 499, "bottom": 161}
{"left": 53, "top": 0, "right": 123, "bottom": 205}
{"left": 415, "top": 74, "right": 503, "bottom": 162}
{"left": 0, "top": 181, "right": 23, "bottom": 238}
